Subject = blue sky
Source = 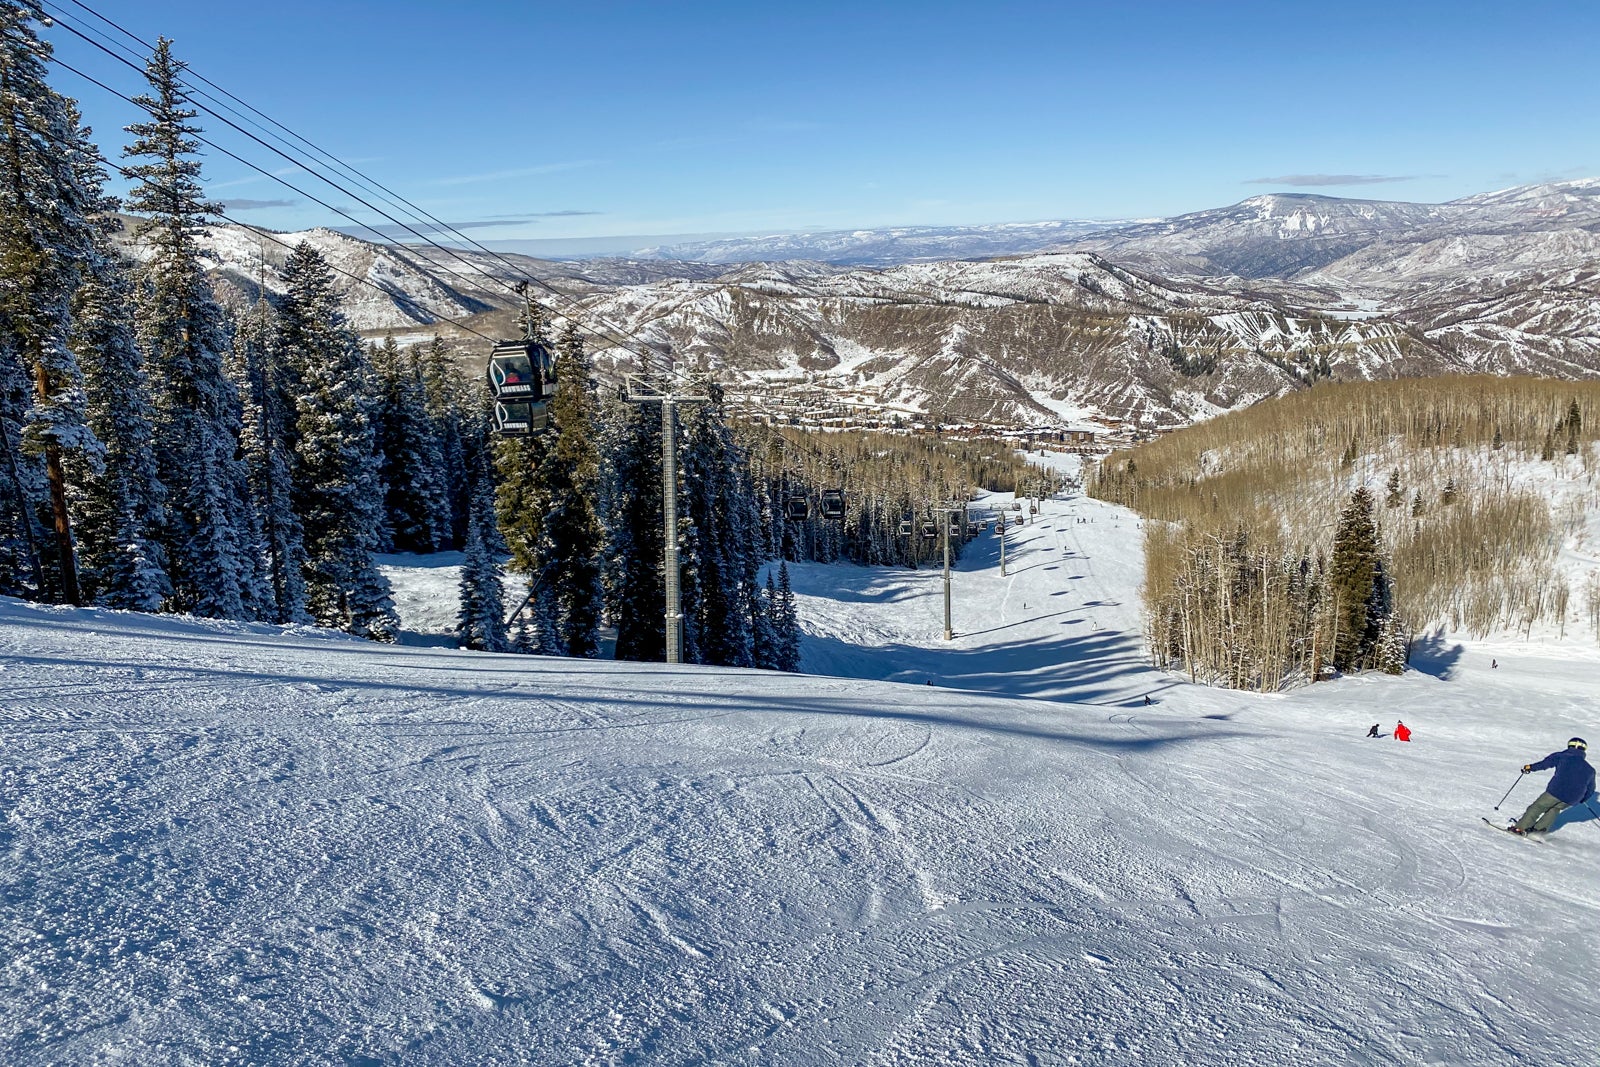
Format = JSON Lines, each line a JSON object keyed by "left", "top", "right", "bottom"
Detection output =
{"left": 41, "top": 0, "right": 1600, "bottom": 251}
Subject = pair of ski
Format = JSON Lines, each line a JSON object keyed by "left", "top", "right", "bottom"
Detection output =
{"left": 1481, "top": 817, "right": 1544, "bottom": 838}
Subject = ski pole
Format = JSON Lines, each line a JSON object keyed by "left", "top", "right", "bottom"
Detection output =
{"left": 1493, "top": 772, "right": 1524, "bottom": 811}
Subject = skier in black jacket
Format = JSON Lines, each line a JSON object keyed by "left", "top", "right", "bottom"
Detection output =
{"left": 1511, "top": 738, "right": 1595, "bottom": 834}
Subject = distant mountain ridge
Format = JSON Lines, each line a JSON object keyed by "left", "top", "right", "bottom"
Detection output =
{"left": 627, "top": 220, "right": 1121, "bottom": 266}
{"left": 138, "top": 177, "right": 1600, "bottom": 430}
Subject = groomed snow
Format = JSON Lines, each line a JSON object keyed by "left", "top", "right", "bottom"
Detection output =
{"left": 3, "top": 463, "right": 1598, "bottom": 1064}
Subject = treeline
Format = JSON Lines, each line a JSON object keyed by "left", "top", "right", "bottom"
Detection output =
{"left": 1092, "top": 377, "right": 1600, "bottom": 689}
{"left": 475, "top": 321, "right": 803, "bottom": 672}
{"left": 743, "top": 425, "right": 1043, "bottom": 567}
{"left": 0, "top": 22, "right": 517, "bottom": 639}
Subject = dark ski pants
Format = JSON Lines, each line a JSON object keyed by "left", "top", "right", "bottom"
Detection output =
{"left": 1514, "top": 791, "right": 1570, "bottom": 832}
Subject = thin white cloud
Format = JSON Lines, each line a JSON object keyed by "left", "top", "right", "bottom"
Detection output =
{"left": 429, "top": 161, "right": 600, "bottom": 186}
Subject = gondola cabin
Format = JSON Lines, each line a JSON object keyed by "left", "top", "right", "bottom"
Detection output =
{"left": 819, "top": 489, "right": 846, "bottom": 521}
{"left": 492, "top": 399, "right": 547, "bottom": 437}
{"left": 897, "top": 515, "right": 914, "bottom": 537}
{"left": 784, "top": 496, "right": 809, "bottom": 522}
{"left": 487, "top": 340, "right": 555, "bottom": 402}
{"left": 921, "top": 521, "right": 938, "bottom": 540}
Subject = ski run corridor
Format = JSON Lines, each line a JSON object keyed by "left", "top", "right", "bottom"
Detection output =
{"left": 2, "top": 471, "right": 1597, "bottom": 1066}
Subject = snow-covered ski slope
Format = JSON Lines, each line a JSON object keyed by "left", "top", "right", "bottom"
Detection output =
{"left": 4, "top": 467, "right": 1599, "bottom": 1065}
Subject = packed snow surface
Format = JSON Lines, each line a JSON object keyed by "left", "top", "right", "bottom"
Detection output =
{"left": 3, "top": 471, "right": 1599, "bottom": 1065}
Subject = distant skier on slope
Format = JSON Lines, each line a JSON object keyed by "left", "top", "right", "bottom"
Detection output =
{"left": 1510, "top": 738, "right": 1595, "bottom": 835}
{"left": 1366, "top": 723, "right": 1381, "bottom": 738}
{"left": 1394, "top": 721, "right": 1412, "bottom": 742}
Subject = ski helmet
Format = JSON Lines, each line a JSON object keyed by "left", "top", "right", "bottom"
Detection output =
{"left": 1569, "top": 738, "right": 1587, "bottom": 750}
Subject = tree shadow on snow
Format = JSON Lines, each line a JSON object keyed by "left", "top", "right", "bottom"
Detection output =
{"left": 1407, "top": 631, "right": 1465, "bottom": 680}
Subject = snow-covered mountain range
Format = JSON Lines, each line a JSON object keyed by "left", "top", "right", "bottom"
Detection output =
{"left": 138, "top": 177, "right": 1600, "bottom": 428}
{"left": 626, "top": 219, "right": 1119, "bottom": 266}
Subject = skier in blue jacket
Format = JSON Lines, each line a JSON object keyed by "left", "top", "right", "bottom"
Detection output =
{"left": 1511, "top": 738, "right": 1595, "bottom": 834}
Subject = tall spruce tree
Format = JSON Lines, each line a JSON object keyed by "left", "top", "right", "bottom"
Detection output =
{"left": 677, "top": 383, "right": 760, "bottom": 667}
{"left": 232, "top": 299, "right": 308, "bottom": 623}
{"left": 277, "top": 241, "right": 395, "bottom": 640}
{"left": 774, "top": 560, "right": 801, "bottom": 672}
{"left": 600, "top": 396, "right": 664, "bottom": 662}
{"left": 69, "top": 213, "right": 171, "bottom": 611}
{"left": 1329, "top": 486, "right": 1382, "bottom": 672}
{"left": 372, "top": 335, "right": 449, "bottom": 553}
{"left": 124, "top": 37, "right": 260, "bottom": 618}
{"left": 416, "top": 336, "right": 471, "bottom": 548}
{"left": 537, "top": 320, "right": 604, "bottom": 656}
{"left": 0, "top": 4, "right": 105, "bottom": 603}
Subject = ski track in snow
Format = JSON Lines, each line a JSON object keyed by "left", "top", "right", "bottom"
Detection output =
{"left": 2, "top": 456, "right": 1599, "bottom": 1065}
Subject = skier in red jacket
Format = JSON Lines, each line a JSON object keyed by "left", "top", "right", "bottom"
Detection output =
{"left": 1394, "top": 721, "right": 1412, "bottom": 742}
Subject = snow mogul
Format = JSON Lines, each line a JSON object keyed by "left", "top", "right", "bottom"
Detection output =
{"left": 1510, "top": 738, "right": 1594, "bottom": 835}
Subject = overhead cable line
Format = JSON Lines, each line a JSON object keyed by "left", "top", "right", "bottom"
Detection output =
{"left": 43, "top": 0, "right": 700, "bottom": 383}
{"left": 11, "top": 105, "right": 502, "bottom": 345}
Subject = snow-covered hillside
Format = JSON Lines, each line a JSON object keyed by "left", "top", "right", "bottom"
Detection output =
{"left": 4, "top": 466, "right": 1597, "bottom": 1064}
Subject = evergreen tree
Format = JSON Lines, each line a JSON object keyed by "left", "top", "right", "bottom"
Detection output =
{"left": 372, "top": 335, "right": 449, "bottom": 553}
{"left": 0, "top": 339, "right": 43, "bottom": 596}
{"left": 1373, "top": 608, "right": 1408, "bottom": 675}
{"left": 678, "top": 383, "right": 761, "bottom": 667}
{"left": 69, "top": 215, "right": 171, "bottom": 611}
{"left": 124, "top": 37, "right": 260, "bottom": 618}
{"left": 600, "top": 397, "right": 664, "bottom": 662}
{"left": 753, "top": 569, "right": 779, "bottom": 669}
{"left": 232, "top": 299, "right": 308, "bottom": 623}
{"left": 0, "top": 5, "right": 103, "bottom": 603}
{"left": 1440, "top": 477, "right": 1458, "bottom": 506}
{"left": 1329, "top": 487, "right": 1381, "bottom": 673}
{"left": 277, "top": 241, "right": 395, "bottom": 640}
{"left": 417, "top": 335, "right": 471, "bottom": 548}
{"left": 1565, "top": 398, "right": 1582, "bottom": 436}
{"left": 1491, "top": 425, "right": 1504, "bottom": 451}
{"left": 537, "top": 320, "right": 604, "bottom": 656}
{"left": 1384, "top": 468, "right": 1403, "bottom": 509}
{"left": 1410, "top": 489, "right": 1425, "bottom": 517}
{"left": 454, "top": 495, "right": 508, "bottom": 652}
{"left": 774, "top": 560, "right": 801, "bottom": 672}
{"left": 1541, "top": 428, "right": 1555, "bottom": 462}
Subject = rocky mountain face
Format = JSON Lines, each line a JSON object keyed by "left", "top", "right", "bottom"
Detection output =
{"left": 129, "top": 177, "right": 1600, "bottom": 430}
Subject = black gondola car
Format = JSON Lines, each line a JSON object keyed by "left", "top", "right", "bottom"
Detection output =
{"left": 492, "top": 399, "right": 547, "bottom": 436}
{"left": 487, "top": 340, "right": 556, "bottom": 401}
{"left": 921, "top": 521, "right": 938, "bottom": 540}
{"left": 819, "top": 489, "right": 846, "bottom": 520}
{"left": 897, "top": 514, "right": 913, "bottom": 537}
{"left": 784, "top": 496, "right": 809, "bottom": 522}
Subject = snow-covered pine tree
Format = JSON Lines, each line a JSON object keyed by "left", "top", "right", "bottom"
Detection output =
{"left": 372, "top": 335, "right": 449, "bottom": 553}
{"left": 599, "top": 396, "right": 664, "bottom": 662}
{"left": 753, "top": 569, "right": 779, "bottom": 669}
{"left": 416, "top": 336, "right": 473, "bottom": 548}
{"left": 536, "top": 320, "right": 603, "bottom": 656}
{"left": 68, "top": 205, "right": 171, "bottom": 612}
{"left": 774, "top": 560, "right": 801, "bottom": 672}
{"left": 1373, "top": 610, "right": 1408, "bottom": 675}
{"left": 455, "top": 501, "right": 509, "bottom": 652}
{"left": 0, "top": 6, "right": 106, "bottom": 604}
{"left": 124, "top": 37, "right": 261, "bottom": 618}
{"left": 231, "top": 299, "right": 308, "bottom": 624}
{"left": 276, "top": 241, "right": 395, "bottom": 640}
{"left": 0, "top": 328, "right": 46, "bottom": 597}
{"left": 677, "top": 383, "right": 760, "bottom": 668}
